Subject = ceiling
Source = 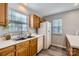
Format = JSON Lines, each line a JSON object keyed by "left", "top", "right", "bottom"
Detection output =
{"left": 26, "top": 3, "right": 79, "bottom": 17}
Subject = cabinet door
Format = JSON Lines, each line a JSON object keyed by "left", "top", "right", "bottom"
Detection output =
{"left": 30, "top": 43, "right": 37, "bottom": 56}
{"left": 0, "top": 46, "right": 15, "bottom": 56}
{"left": 16, "top": 47, "right": 28, "bottom": 56}
{"left": 25, "top": 41, "right": 30, "bottom": 56}
{"left": 73, "top": 48, "right": 79, "bottom": 56}
{"left": 16, "top": 46, "right": 29, "bottom": 56}
{"left": 30, "top": 38, "right": 37, "bottom": 56}
{"left": 34, "top": 15, "right": 40, "bottom": 29}
{"left": 29, "top": 14, "right": 40, "bottom": 29}
{"left": 66, "top": 39, "right": 73, "bottom": 56}
{"left": 0, "top": 3, "right": 7, "bottom": 25}
{"left": 36, "top": 16, "right": 40, "bottom": 28}
{"left": 25, "top": 45, "right": 30, "bottom": 56}
{"left": 16, "top": 41, "right": 29, "bottom": 56}
{"left": 32, "top": 15, "right": 37, "bottom": 29}
{"left": 75, "top": 49, "right": 79, "bottom": 56}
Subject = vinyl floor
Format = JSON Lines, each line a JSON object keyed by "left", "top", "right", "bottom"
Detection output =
{"left": 37, "top": 46, "right": 67, "bottom": 56}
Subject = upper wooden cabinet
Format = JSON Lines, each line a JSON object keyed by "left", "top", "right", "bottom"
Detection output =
{"left": 29, "top": 14, "right": 40, "bottom": 29}
{"left": 0, "top": 3, "right": 7, "bottom": 26}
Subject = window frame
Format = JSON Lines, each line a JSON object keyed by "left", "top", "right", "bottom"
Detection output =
{"left": 8, "top": 8, "right": 29, "bottom": 34}
{"left": 52, "top": 18, "right": 63, "bottom": 34}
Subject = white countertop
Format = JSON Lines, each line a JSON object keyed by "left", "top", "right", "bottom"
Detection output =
{"left": 66, "top": 34, "right": 79, "bottom": 49}
{"left": 0, "top": 34, "right": 43, "bottom": 49}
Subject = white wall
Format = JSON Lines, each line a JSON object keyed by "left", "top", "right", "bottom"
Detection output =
{"left": 44, "top": 8, "right": 79, "bottom": 48}
{"left": 8, "top": 3, "right": 32, "bottom": 15}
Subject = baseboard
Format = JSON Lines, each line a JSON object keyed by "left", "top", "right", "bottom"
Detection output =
{"left": 36, "top": 49, "right": 44, "bottom": 55}
{"left": 52, "top": 43, "right": 66, "bottom": 49}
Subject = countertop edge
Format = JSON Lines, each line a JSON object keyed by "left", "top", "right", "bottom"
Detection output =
{"left": 0, "top": 35, "right": 43, "bottom": 49}
{"left": 66, "top": 34, "right": 79, "bottom": 49}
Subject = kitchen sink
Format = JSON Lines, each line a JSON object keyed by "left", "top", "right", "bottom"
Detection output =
{"left": 14, "top": 36, "right": 35, "bottom": 41}
{"left": 27, "top": 36, "right": 35, "bottom": 38}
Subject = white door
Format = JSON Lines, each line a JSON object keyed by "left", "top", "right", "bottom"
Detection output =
{"left": 38, "top": 22, "right": 51, "bottom": 49}
{"left": 46, "top": 22, "right": 51, "bottom": 48}
{"left": 38, "top": 22, "right": 47, "bottom": 49}
{"left": 38, "top": 22, "right": 46, "bottom": 35}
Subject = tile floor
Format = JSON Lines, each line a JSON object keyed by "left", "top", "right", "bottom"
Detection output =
{"left": 37, "top": 46, "right": 67, "bottom": 56}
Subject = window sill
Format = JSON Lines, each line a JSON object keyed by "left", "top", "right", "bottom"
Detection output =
{"left": 52, "top": 33, "right": 63, "bottom": 35}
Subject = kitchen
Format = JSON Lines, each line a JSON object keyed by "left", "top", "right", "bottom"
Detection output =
{"left": 0, "top": 3, "right": 79, "bottom": 56}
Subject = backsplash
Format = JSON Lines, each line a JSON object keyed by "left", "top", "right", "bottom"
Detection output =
{"left": 29, "top": 28, "right": 36, "bottom": 34}
{"left": 0, "top": 26, "right": 36, "bottom": 37}
{"left": 0, "top": 26, "right": 9, "bottom": 36}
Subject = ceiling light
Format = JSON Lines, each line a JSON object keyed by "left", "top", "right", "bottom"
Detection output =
{"left": 74, "top": 3, "right": 78, "bottom": 6}
{"left": 23, "top": 3, "right": 28, "bottom": 6}
{"left": 74, "top": 0, "right": 79, "bottom": 6}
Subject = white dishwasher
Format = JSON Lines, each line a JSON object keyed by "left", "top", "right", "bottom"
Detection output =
{"left": 37, "top": 35, "right": 43, "bottom": 53}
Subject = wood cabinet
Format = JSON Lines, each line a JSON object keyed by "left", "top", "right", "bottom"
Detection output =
{"left": 16, "top": 41, "right": 29, "bottom": 56}
{"left": 29, "top": 14, "right": 40, "bottom": 29}
{"left": 73, "top": 48, "right": 79, "bottom": 56}
{"left": 66, "top": 38, "right": 79, "bottom": 56}
{"left": 0, "top": 46, "right": 15, "bottom": 56}
{"left": 66, "top": 38, "right": 72, "bottom": 56}
{"left": 0, "top": 38, "right": 38, "bottom": 56}
{"left": 29, "top": 38, "right": 37, "bottom": 56}
{"left": 16, "top": 38, "right": 37, "bottom": 56}
{"left": 0, "top": 3, "right": 7, "bottom": 26}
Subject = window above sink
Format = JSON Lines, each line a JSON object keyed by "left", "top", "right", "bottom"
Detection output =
{"left": 8, "top": 8, "right": 29, "bottom": 35}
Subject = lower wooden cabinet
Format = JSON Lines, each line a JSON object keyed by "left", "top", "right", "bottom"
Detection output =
{"left": 72, "top": 48, "right": 79, "bottom": 56}
{"left": 66, "top": 38, "right": 79, "bottom": 56}
{"left": 0, "top": 38, "right": 38, "bottom": 56}
{"left": 0, "top": 46, "right": 15, "bottom": 56}
{"left": 16, "top": 41, "right": 29, "bottom": 56}
{"left": 29, "top": 38, "right": 37, "bottom": 56}
{"left": 16, "top": 38, "right": 37, "bottom": 56}
{"left": 66, "top": 38, "right": 72, "bottom": 56}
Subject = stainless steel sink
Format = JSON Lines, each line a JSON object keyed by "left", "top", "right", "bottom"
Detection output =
{"left": 14, "top": 36, "right": 35, "bottom": 41}
{"left": 27, "top": 36, "right": 35, "bottom": 38}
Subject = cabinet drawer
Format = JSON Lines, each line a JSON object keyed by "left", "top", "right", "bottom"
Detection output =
{"left": 0, "top": 46, "right": 15, "bottom": 56}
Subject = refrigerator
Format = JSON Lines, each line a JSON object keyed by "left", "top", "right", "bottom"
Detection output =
{"left": 38, "top": 21, "right": 51, "bottom": 49}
